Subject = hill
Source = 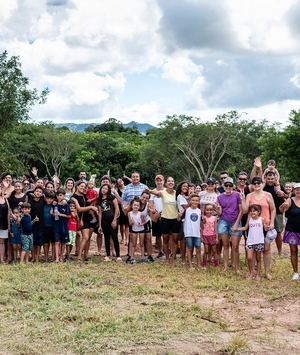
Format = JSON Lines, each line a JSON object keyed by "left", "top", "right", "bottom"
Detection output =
{"left": 56, "top": 121, "right": 155, "bottom": 134}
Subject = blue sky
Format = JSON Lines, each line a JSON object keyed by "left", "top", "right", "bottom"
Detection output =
{"left": 1, "top": 0, "right": 300, "bottom": 126}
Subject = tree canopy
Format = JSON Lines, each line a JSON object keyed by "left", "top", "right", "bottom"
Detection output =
{"left": 0, "top": 51, "right": 49, "bottom": 132}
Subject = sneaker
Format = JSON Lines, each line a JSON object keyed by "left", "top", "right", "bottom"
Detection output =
{"left": 157, "top": 251, "right": 164, "bottom": 259}
{"left": 125, "top": 256, "right": 131, "bottom": 264}
{"left": 90, "top": 218, "right": 97, "bottom": 223}
{"left": 130, "top": 258, "right": 136, "bottom": 264}
{"left": 140, "top": 258, "right": 147, "bottom": 264}
{"left": 148, "top": 255, "right": 154, "bottom": 262}
{"left": 292, "top": 272, "right": 299, "bottom": 280}
{"left": 104, "top": 256, "right": 111, "bottom": 262}
{"left": 116, "top": 257, "right": 122, "bottom": 262}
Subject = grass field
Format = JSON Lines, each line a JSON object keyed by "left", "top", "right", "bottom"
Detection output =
{"left": 0, "top": 246, "right": 300, "bottom": 355}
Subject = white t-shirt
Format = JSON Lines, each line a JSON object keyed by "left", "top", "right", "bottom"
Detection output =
{"left": 150, "top": 188, "right": 164, "bottom": 213}
{"left": 177, "top": 194, "right": 188, "bottom": 213}
{"left": 247, "top": 217, "right": 264, "bottom": 245}
{"left": 183, "top": 207, "right": 201, "bottom": 238}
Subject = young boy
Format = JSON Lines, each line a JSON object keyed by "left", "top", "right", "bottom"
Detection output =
{"left": 66, "top": 200, "right": 79, "bottom": 261}
{"left": 52, "top": 188, "right": 70, "bottom": 262}
{"left": 20, "top": 203, "right": 38, "bottom": 263}
{"left": 43, "top": 191, "right": 56, "bottom": 262}
{"left": 28, "top": 186, "right": 45, "bottom": 262}
{"left": 182, "top": 194, "right": 202, "bottom": 269}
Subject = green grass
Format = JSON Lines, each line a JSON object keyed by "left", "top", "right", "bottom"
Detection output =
{"left": 0, "top": 256, "right": 300, "bottom": 354}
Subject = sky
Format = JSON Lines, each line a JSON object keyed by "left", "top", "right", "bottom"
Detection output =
{"left": 1, "top": 0, "right": 300, "bottom": 126}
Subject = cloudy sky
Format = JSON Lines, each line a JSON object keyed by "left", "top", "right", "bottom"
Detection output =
{"left": 1, "top": 0, "right": 300, "bottom": 126}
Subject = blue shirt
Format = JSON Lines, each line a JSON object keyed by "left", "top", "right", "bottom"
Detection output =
{"left": 20, "top": 215, "right": 32, "bottom": 235}
{"left": 44, "top": 204, "right": 54, "bottom": 227}
{"left": 122, "top": 183, "right": 148, "bottom": 204}
{"left": 53, "top": 203, "right": 70, "bottom": 233}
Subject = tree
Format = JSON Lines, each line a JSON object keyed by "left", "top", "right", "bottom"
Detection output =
{"left": 0, "top": 51, "right": 49, "bottom": 133}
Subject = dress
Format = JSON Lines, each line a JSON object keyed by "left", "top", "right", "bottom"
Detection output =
{"left": 283, "top": 199, "right": 300, "bottom": 245}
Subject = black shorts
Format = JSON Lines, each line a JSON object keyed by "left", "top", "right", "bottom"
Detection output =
{"left": 152, "top": 220, "right": 161, "bottom": 237}
{"left": 160, "top": 217, "right": 181, "bottom": 234}
{"left": 44, "top": 226, "right": 54, "bottom": 244}
{"left": 142, "top": 220, "right": 151, "bottom": 233}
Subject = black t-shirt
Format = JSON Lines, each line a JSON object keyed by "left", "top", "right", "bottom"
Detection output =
{"left": 29, "top": 197, "right": 45, "bottom": 232}
{"left": 99, "top": 195, "right": 116, "bottom": 220}
{"left": 263, "top": 184, "right": 285, "bottom": 214}
{"left": 8, "top": 194, "right": 26, "bottom": 210}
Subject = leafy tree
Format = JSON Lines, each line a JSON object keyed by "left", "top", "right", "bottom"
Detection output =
{"left": 0, "top": 51, "right": 49, "bottom": 133}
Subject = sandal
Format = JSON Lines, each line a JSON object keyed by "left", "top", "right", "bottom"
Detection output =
{"left": 104, "top": 256, "right": 111, "bottom": 262}
{"left": 116, "top": 257, "right": 122, "bottom": 262}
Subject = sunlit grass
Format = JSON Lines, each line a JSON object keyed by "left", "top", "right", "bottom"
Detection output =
{"left": 0, "top": 254, "right": 299, "bottom": 354}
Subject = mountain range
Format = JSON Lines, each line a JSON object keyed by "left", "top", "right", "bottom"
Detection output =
{"left": 56, "top": 121, "right": 155, "bottom": 134}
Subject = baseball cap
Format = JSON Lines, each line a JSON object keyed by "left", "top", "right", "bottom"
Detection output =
{"left": 293, "top": 183, "right": 300, "bottom": 189}
{"left": 265, "top": 229, "right": 277, "bottom": 243}
{"left": 206, "top": 177, "right": 216, "bottom": 184}
{"left": 223, "top": 177, "right": 234, "bottom": 185}
{"left": 251, "top": 176, "right": 262, "bottom": 184}
{"left": 155, "top": 175, "right": 164, "bottom": 181}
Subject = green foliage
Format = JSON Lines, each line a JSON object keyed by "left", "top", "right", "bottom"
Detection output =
{"left": 0, "top": 51, "right": 49, "bottom": 133}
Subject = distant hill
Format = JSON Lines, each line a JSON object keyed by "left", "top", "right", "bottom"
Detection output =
{"left": 56, "top": 121, "right": 155, "bottom": 134}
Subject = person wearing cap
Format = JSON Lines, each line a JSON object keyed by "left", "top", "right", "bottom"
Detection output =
{"left": 149, "top": 175, "right": 165, "bottom": 258}
{"left": 241, "top": 176, "right": 276, "bottom": 280}
{"left": 216, "top": 177, "right": 243, "bottom": 273}
{"left": 279, "top": 183, "right": 300, "bottom": 280}
{"left": 263, "top": 170, "right": 288, "bottom": 256}
{"left": 217, "top": 171, "right": 229, "bottom": 194}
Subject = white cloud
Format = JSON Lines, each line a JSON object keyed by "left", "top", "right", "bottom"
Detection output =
{"left": 162, "top": 56, "right": 201, "bottom": 84}
{"left": 1, "top": 0, "right": 300, "bottom": 127}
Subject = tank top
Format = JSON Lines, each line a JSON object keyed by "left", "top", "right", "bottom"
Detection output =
{"left": 248, "top": 192, "right": 270, "bottom": 225}
{"left": 202, "top": 215, "right": 216, "bottom": 237}
{"left": 285, "top": 199, "right": 300, "bottom": 233}
{"left": 139, "top": 202, "right": 150, "bottom": 223}
{"left": 0, "top": 199, "right": 9, "bottom": 230}
{"left": 247, "top": 217, "right": 264, "bottom": 245}
{"left": 129, "top": 211, "right": 144, "bottom": 232}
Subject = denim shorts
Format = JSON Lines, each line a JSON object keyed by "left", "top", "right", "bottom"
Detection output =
{"left": 217, "top": 218, "right": 242, "bottom": 236}
{"left": 185, "top": 236, "right": 201, "bottom": 249}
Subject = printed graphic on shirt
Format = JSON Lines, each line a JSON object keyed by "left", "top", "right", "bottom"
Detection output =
{"left": 101, "top": 201, "right": 110, "bottom": 212}
{"left": 190, "top": 213, "right": 198, "bottom": 222}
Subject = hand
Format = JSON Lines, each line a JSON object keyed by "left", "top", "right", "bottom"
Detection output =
{"left": 91, "top": 174, "right": 97, "bottom": 179}
{"left": 254, "top": 157, "right": 262, "bottom": 168}
{"left": 98, "top": 228, "right": 102, "bottom": 234}
{"left": 91, "top": 206, "right": 98, "bottom": 213}
{"left": 231, "top": 227, "right": 238, "bottom": 232}
{"left": 34, "top": 216, "right": 39, "bottom": 222}
{"left": 111, "top": 220, "right": 117, "bottom": 229}
{"left": 31, "top": 167, "right": 38, "bottom": 176}
{"left": 269, "top": 223, "right": 274, "bottom": 230}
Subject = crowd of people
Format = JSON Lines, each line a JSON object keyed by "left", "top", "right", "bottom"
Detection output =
{"left": 0, "top": 156, "right": 299, "bottom": 280}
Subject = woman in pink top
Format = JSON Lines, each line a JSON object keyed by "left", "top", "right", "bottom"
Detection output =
{"left": 241, "top": 176, "right": 276, "bottom": 280}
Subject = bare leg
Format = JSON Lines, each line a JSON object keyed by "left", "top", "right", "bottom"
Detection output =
{"left": 181, "top": 238, "right": 186, "bottom": 263}
{"left": 0, "top": 239, "right": 5, "bottom": 263}
{"left": 163, "top": 234, "right": 170, "bottom": 264}
{"left": 275, "top": 232, "right": 282, "bottom": 256}
{"left": 263, "top": 242, "right": 272, "bottom": 279}
{"left": 187, "top": 247, "right": 193, "bottom": 268}
{"left": 231, "top": 236, "right": 241, "bottom": 273}
{"left": 171, "top": 233, "right": 179, "bottom": 263}
{"left": 290, "top": 244, "right": 298, "bottom": 273}
{"left": 221, "top": 234, "right": 230, "bottom": 271}
{"left": 246, "top": 249, "right": 254, "bottom": 279}
{"left": 255, "top": 251, "right": 262, "bottom": 280}
{"left": 96, "top": 233, "right": 103, "bottom": 254}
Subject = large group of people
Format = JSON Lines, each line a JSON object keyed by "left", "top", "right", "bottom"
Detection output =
{"left": 0, "top": 156, "right": 299, "bottom": 281}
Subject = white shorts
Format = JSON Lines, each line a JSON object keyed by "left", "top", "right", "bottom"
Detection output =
{"left": 0, "top": 229, "right": 8, "bottom": 239}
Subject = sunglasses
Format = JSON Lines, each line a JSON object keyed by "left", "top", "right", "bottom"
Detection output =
{"left": 253, "top": 182, "right": 261, "bottom": 185}
{"left": 224, "top": 184, "right": 233, "bottom": 188}
{"left": 23, "top": 182, "right": 30, "bottom": 185}
{"left": 239, "top": 178, "right": 247, "bottom": 181}
{"left": 220, "top": 177, "right": 227, "bottom": 180}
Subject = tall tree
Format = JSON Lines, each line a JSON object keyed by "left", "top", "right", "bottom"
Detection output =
{"left": 0, "top": 51, "right": 49, "bottom": 133}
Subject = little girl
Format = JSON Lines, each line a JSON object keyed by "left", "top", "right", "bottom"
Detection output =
{"left": 201, "top": 204, "right": 219, "bottom": 268}
{"left": 10, "top": 207, "right": 22, "bottom": 262}
{"left": 234, "top": 204, "right": 266, "bottom": 280}
{"left": 127, "top": 197, "right": 145, "bottom": 264}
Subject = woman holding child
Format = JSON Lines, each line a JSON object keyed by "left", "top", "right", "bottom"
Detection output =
{"left": 241, "top": 176, "right": 276, "bottom": 280}
{"left": 71, "top": 181, "right": 99, "bottom": 261}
